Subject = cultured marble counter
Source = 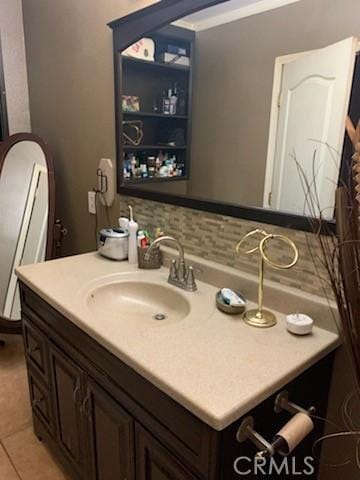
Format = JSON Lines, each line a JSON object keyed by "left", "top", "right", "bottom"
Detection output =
{"left": 16, "top": 252, "right": 340, "bottom": 430}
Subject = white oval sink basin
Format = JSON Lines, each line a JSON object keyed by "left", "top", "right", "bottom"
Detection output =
{"left": 87, "top": 280, "right": 191, "bottom": 324}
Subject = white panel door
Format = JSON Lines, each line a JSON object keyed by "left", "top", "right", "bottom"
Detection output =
{"left": 270, "top": 37, "right": 357, "bottom": 219}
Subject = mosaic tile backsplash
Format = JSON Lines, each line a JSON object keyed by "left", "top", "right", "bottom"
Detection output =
{"left": 119, "top": 195, "right": 332, "bottom": 298}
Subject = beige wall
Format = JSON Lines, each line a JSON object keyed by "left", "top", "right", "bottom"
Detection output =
{"left": 0, "top": 0, "right": 31, "bottom": 133}
{"left": 22, "top": 0, "right": 157, "bottom": 255}
{"left": 189, "top": 0, "right": 360, "bottom": 207}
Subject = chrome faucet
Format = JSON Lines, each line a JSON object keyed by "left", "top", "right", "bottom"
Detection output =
{"left": 145, "top": 236, "right": 197, "bottom": 292}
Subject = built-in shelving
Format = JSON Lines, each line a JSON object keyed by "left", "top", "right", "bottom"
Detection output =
{"left": 121, "top": 55, "right": 190, "bottom": 73}
{"left": 117, "top": 25, "right": 194, "bottom": 186}
{"left": 124, "top": 175, "right": 187, "bottom": 185}
{"left": 124, "top": 145, "right": 187, "bottom": 151}
{"left": 123, "top": 111, "right": 188, "bottom": 120}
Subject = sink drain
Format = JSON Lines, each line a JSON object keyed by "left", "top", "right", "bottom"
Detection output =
{"left": 153, "top": 313, "right": 167, "bottom": 321}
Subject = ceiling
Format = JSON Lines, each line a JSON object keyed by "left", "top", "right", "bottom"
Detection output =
{"left": 176, "top": 0, "right": 303, "bottom": 31}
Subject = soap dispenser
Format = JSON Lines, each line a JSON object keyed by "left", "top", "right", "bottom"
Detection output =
{"left": 128, "top": 205, "right": 138, "bottom": 265}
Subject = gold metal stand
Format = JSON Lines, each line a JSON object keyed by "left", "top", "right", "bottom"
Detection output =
{"left": 236, "top": 230, "right": 299, "bottom": 328}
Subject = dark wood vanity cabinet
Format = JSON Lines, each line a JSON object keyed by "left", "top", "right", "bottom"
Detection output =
{"left": 20, "top": 284, "right": 334, "bottom": 480}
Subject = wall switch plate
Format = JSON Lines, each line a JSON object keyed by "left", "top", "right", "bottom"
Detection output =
{"left": 88, "top": 191, "right": 96, "bottom": 215}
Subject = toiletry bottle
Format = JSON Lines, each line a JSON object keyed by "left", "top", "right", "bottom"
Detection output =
{"left": 155, "top": 155, "right": 161, "bottom": 174}
{"left": 128, "top": 206, "right": 138, "bottom": 265}
{"left": 148, "top": 156, "right": 156, "bottom": 177}
{"left": 163, "top": 89, "right": 171, "bottom": 115}
{"left": 175, "top": 83, "right": 186, "bottom": 116}
{"left": 140, "top": 157, "right": 148, "bottom": 178}
{"left": 130, "top": 155, "right": 137, "bottom": 178}
{"left": 169, "top": 88, "right": 177, "bottom": 115}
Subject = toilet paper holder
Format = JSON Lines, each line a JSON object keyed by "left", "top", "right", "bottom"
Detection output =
{"left": 236, "top": 391, "right": 316, "bottom": 458}
{"left": 274, "top": 390, "right": 316, "bottom": 416}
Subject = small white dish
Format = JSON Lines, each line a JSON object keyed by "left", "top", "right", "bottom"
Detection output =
{"left": 286, "top": 313, "right": 314, "bottom": 336}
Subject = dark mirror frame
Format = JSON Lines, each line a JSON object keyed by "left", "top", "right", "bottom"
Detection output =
{"left": 0, "top": 35, "right": 9, "bottom": 141}
{"left": 0, "top": 133, "right": 56, "bottom": 336}
{"left": 108, "top": 0, "right": 350, "bottom": 234}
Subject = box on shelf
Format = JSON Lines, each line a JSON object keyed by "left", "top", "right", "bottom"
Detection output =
{"left": 167, "top": 45, "right": 187, "bottom": 56}
{"left": 159, "top": 53, "right": 190, "bottom": 67}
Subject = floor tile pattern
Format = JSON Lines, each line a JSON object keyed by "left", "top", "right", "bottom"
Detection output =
{"left": 0, "top": 334, "right": 68, "bottom": 479}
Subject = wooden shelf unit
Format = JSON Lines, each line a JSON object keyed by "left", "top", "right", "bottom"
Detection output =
{"left": 123, "top": 111, "right": 188, "bottom": 120}
{"left": 124, "top": 175, "right": 188, "bottom": 185}
{"left": 117, "top": 25, "right": 195, "bottom": 187}
{"left": 123, "top": 145, "right": 187, "bottom": 151}
{"left": 121, "top": 55, "right": 191, "bottom": 72}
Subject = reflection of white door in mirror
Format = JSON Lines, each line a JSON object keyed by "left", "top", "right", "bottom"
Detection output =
{"left": 264, "top": 37, "right": 358, "bottom": 219}
{"left": 3, "top": 164, "right": 48, "bottom": 319}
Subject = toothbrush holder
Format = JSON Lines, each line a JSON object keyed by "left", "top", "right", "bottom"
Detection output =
{"left": 138, "top": 246, "right": 162, "bottom": 269}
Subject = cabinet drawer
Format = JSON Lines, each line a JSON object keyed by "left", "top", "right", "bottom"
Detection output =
{"left": 28, "top": 369, "right": 54, "bottom": 434}
{"left": 23, "top": 316, "right": 49, "bottom": 383}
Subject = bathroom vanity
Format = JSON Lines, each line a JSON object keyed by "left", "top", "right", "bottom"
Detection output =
{"left": 17, "top": 252, "right": 339, "bottom": 480}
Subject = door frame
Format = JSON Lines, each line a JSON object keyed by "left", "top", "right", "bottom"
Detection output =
{"left": 0, "top": 35, "right": 9, "bottom": 140}
{"left": 263, "top": 40, "right": 360, "bottom": 208}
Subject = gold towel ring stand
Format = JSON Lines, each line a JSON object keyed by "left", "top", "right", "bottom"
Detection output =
{"left": 236, "top": 229, "right": 269, "bottom": 255}
{"left": 236, "top": 230, "right": 299, "bottom": 328}
{"left": 260, "top": 234, "right": 299, "bottom": 270}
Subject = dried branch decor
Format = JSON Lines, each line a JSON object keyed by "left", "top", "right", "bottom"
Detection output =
{"left": 294, "top": 118, "right": 360, "bottom": 470}
{"left": 296, "top": 118, "right": 360, "bottom": 398}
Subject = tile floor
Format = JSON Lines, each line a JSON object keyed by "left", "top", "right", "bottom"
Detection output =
{"left": 0, "top": 334, "right": 68, "bottom": 479}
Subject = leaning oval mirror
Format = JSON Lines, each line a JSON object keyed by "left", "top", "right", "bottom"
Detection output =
{"left": 0, "top": 134, "right": 55, "bottom": 329}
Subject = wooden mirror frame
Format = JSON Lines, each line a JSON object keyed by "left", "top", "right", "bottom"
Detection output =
{"left": 0, "top": 35, "right": 9, "bottom": 140}
{"left": 0, "top": 133, "right": 55, "bottom": 336}
{"left": 107, "top": 0, "right": 349, "bottom": 234}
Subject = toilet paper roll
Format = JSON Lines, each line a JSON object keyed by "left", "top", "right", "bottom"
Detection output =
{"left": 275, "top": 413, "right": 314, "bottom": 456}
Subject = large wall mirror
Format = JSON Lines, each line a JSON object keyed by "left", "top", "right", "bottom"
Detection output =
{"left": 110, "top": 0, "right": 360, "bottom": 232}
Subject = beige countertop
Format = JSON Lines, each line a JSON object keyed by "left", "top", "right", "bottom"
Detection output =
{"left": 16, "top": 252, "right": 340, "bottom": 431}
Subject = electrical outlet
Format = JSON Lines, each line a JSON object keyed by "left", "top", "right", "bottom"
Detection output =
{"left": 88, "top": 191, "right": 96, "bottom": 215}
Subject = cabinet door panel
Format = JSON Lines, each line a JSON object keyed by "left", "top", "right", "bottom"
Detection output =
{"left": 135, "top": 424, "right": 198, "bottom": 480}
{"left": 85, "top": 379, "right": 134, "bottom": 480}
{"left": 49, "top": 344, "right": 85, "bottom": 474}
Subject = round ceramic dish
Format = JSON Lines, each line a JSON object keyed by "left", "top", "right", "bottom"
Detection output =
{"left": 216, "top": 290, "right": 246, "bottom": 315}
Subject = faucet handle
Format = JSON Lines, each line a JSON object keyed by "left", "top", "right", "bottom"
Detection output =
{"left": 185, "top": 266, "right": 197, "bottom": 292}
{"left": 169, "top": 259, "right": 178, "bottom": 281}
{"left": 178, "top": 259, "right": 186, "bottom": 282}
